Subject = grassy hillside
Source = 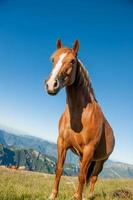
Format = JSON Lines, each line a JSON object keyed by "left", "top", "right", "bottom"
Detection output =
{"left": 0, "top": 167, "right": 133, "bottom": 200}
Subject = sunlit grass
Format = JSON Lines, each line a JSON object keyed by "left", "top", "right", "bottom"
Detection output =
{"left": 0, "top": 167, "right": 133, "bottom": 200}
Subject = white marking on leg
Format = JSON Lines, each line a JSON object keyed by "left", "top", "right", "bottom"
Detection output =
{"left": 89, "top": 192, "right": 94, "bottom": 199}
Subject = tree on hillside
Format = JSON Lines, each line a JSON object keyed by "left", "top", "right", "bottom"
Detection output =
{"left": 0, "top": 145, "right": 16, "bottom": 166}
{"left": 24, "top": 150, "right": 33, "bottom": 171}
{"left": 34, "top": 151, "right": 41, "bottom": 171}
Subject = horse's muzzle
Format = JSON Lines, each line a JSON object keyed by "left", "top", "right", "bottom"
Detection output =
{"left": 45, "top": 79, "right": 60, "bottom": 95}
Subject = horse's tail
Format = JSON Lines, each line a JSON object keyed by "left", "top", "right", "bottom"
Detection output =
{"left": 86, "top": 161, "right": 96, "bottom": 185}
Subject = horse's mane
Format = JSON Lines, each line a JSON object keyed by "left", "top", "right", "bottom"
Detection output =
{"left": 78, "top": 59, "right": 97, "bottom": 102}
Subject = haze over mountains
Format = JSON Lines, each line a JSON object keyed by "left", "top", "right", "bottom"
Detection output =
{"left": 0, "top": 126, "right": 133, "bottom": 178}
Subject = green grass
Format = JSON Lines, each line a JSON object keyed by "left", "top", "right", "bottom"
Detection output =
{"left": 0, "top": 167, "right": 133, "bottom": 200}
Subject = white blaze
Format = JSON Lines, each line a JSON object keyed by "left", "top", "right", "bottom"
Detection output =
{"left": 47, "top": 53, "right": 67, "bottom": 90}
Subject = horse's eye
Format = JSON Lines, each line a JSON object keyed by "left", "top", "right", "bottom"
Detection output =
{"left": 52, "top": 58, "right": 54, "bottom": 63}
{"left": 70, "top": 59, "right": 75, "bottom": 65}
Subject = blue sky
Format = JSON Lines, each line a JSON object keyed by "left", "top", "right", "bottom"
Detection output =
{"left": 0, "top": 0, "right": 133, "bottom": 164}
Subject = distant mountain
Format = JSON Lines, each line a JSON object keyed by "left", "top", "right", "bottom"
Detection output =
{"left": 0, "top": 128, "right": 133, "bottom": 178}
{"left": 101, "top": 160, "right": 133, "bottom": 178}
{"left": 0, "top": 129, "right": 78, "bottom": 164}
{"left": 0, "top": 145, "right": 78, "bottom": 175}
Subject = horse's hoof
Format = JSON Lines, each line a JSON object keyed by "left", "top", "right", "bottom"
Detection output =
{"left": 89, "top": 192, "right": 94, "bottom": 199}
{"left": 73, "top": 193, "right": 82, "bottom": 200}
{"left": 48, "top": 193, "right": 57, "bottom": 200}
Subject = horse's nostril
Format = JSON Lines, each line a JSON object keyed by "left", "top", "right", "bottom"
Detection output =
{"left": 45, "top": 83, "right": 48, "bottom": 89}
{"left": 54, "top": 80, "right": 58, "bottom": 88}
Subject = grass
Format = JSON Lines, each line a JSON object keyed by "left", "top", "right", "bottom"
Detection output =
{"left": 0, "top": 167, "right": 133, "bottom": 200}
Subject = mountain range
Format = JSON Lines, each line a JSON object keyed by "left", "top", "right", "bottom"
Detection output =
{"left": 0, "top": 128, "right": 133, "bottom": 178}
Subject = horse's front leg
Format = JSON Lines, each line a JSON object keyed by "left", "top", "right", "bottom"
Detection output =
{"left": 74, "top": 145, "right": 95, "bottom": 200}
{"left": 49, "top": 137, "right": 67, "bottom": 200}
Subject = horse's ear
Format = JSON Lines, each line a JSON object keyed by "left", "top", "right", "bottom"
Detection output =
{"left": 73, "top": 40, "right": 79, "bottom": 56}
{"left": 56, "top": 39, "right": 62, "bottom": 49}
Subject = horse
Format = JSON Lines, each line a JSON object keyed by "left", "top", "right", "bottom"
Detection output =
{"left": 45, "top": 39, "right": 115, "bottom": 200}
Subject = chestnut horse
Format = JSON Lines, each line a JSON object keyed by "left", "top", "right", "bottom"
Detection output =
{"left": 45, "top": 40, "right": 115, "bottom": 200}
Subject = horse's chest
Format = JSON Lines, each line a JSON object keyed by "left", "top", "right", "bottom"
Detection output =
{"left": 67, "top": 106, "right": 93, "bottom": 133}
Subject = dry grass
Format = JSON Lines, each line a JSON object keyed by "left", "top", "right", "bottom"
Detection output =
{"left": 0, "top": 167, "right": 133, "bottom": 200}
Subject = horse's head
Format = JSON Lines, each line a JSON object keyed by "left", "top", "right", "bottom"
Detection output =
{"left": 45, "top": 39, "right": 79, "bottom": 95}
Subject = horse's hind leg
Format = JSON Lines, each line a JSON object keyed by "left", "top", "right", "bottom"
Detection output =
{"left": 74, "top": 146, "right": 95, "bottom": 200}
{"left": 89, "top": 159, "right": 107, "bottom": 199}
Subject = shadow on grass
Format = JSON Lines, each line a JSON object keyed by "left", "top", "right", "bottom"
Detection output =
{"left": 86, "top": 189, "right": 133, "bottom": 200}
{"left": 112, "top": 188, "right": 133, "bottom": 199}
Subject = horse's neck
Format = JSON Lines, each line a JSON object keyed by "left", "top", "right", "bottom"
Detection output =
{"left": 66, "top": 61, "right": 94, "bottom": 111}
